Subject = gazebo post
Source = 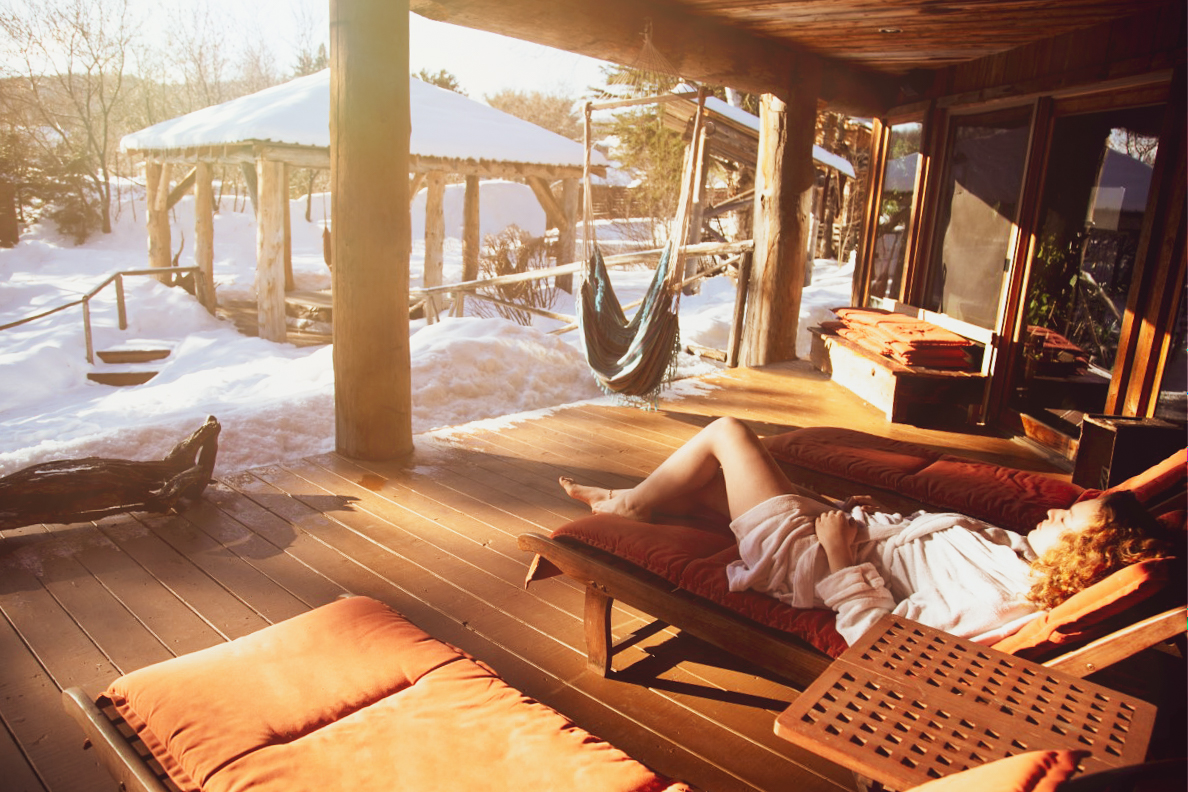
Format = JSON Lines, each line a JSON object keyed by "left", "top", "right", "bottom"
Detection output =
{"left": 145, "top": 161, "right": 172, "bottom": 280}
{"left": 739, "top": 59, "right": 820, "bottom": 366}
{"left": 256, "top": 157, "right": 287, "bottom": 342}
{"left": 424, "top": 170, "right": 446, "bottom": 323}
{"left": 194, "top": 161, "right": 216, "bottom": 313}
{"left": 455, "top": 174, "right": 480, "bottom": 317}
{"left": 557, "top": 177, "right": 578, "bottom": 291}
{"left": 330, "top": 0, "right": 412, "bottom": 460}
{"left": 283, "top": 163, "right": 294, "bottom": 292}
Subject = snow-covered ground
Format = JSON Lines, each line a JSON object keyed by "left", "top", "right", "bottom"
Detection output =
{"left": 0, "top": 180, "right": 854, "bottom": 477}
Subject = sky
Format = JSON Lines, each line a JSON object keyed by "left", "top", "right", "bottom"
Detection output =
{"left": 130, "top": 1, "right": 611, "bottom": 101}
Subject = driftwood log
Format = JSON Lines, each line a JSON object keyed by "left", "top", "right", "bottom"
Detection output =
{"left": 0, "top": 416, "right": 221, "bottom": 531}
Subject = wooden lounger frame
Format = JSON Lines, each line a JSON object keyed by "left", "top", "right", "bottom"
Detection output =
{"left": 518, "top": 532, "right": 834, "bottom": 688}
{"left": 62, "top": 688, "right": 172, "bottom": 792}
{"left": 518, "top": 533, "right": 1187, "bottom": 686}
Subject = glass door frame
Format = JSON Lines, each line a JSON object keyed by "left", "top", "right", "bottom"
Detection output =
{"left": 858, "top": 71, "right": 1182, "bottom": 426}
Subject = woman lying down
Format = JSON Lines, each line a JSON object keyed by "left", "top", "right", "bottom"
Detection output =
{"left": 559, "top": 417, "right": 1177, "bottom": 646}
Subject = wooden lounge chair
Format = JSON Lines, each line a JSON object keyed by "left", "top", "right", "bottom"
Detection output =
{"left": 518, "top": 427, "right": 1186, "bottom": 688}
{"left": 62, "top": 596, "right": 692, "bottom": 792}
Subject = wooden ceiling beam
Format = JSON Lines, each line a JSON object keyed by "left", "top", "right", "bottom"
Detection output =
{"left": 409, "top": 0, "right": 897, "bottom": 115}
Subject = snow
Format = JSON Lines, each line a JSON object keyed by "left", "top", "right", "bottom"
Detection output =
{"left": 0, "top": 180, "right": 855, "bottom": 478}
{"left": 121, "top": 70, "right": 610, "bottom": 171}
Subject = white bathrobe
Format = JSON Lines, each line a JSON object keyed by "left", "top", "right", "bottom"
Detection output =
{"left": 725, "top": 494, "right": 1043, "bottom": 647}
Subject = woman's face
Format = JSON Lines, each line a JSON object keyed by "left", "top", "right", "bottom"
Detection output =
{"left": 1028, "top": 499, "right": 1107, "bottom": 556}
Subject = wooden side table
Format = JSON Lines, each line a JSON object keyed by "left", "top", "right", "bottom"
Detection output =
{"left": 774, "top": 614, "right": 1156, "bottom": 791}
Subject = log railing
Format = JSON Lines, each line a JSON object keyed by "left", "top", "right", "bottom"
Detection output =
{"left": 410, "top": 238, "right": 754, "bottom": 328}
{"left": 0, "top": 267, "right": 216, "bottom": 364}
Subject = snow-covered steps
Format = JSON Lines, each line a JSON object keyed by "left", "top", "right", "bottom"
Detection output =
{"left": 88, "top": 348, "right": 172, "bottom": 386}
{"left": 96, "top": 349, "right": 171, "bottom": 365}
{"left": 87, "top": 370, "right": 160, "bottom": 386}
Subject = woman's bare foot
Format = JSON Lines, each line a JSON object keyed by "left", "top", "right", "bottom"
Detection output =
{"left": 558, "top": 477, "right": 651, "bottom": 521}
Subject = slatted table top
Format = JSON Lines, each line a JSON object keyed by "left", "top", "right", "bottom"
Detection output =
{"left": 774, "top": 614, "right": 1157, "bottom": 790}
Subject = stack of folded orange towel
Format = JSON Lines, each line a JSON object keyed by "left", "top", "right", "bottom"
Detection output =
{"left": 821, "top": 307, "right": 977, "bottom": 370}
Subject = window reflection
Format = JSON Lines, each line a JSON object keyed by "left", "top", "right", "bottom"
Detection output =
{"left": 1018, "top": 104, "right": 1165, "bottom": 417}
{"left": 927, "top": 109, "right": 1031, "bottom": 329}
{"left": 869, "top": 122, "right": 921, "bottom": 301}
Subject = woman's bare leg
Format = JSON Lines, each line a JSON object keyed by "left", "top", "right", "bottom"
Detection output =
{"left": 560, "top": 416, "right": 798, "bottom": 522}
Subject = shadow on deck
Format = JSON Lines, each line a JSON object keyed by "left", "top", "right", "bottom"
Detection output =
{"left": 0, "top": 361, "right": 1079, "bottom": 792}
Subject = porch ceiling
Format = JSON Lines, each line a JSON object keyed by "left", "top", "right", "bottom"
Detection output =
{"left": 410, "top": 0, "right": 1180, "bottom": 112}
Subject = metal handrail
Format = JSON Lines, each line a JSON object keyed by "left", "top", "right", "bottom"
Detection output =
{"left": 0, "top": 266, "right": 215, "bottom": 364}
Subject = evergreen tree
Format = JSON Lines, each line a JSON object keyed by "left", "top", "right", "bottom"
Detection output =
{"left": 413, "top": 68, "right": 466, "bottom": 96}
{"left": 293, "top": 43, "right": 328, "bottom": 78}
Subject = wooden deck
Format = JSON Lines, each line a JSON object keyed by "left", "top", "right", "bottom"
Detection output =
{"left": 0, "top": 360, "right": 1076, "bottom": 792}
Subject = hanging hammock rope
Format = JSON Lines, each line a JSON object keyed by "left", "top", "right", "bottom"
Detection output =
{"left": 578, "top": 81, "right": 708, "bottom": 402}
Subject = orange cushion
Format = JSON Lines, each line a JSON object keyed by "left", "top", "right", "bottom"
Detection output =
{"left": 1077, "top": 447, "right": 1187, "bottom": 524}
{"left": 907, "top": 750, "right": 1086, "bottom": 792}
{"left": 104, "top": 597, "right": 688, "bottom": 792}
{"left": 991, "top": 559, "right": 1176, "bottom": 659}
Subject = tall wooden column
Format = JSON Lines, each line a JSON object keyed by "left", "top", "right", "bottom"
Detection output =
{"left": 145, "top": 161, "right": 172, "bottom": 277}
{"left": 330, "top": 0, "right": 412, "bottom": 459}
{"left": 194, "top": 161, "right": 216, "bottom": 312}
{"left": 256, "top": 158, "right": 287, "bottom": 342}
{"left": 423, "top": 170, "right": 446, "bottom": 322}
{"left": 739, "top": 62, "right": 819, "bottom": 366}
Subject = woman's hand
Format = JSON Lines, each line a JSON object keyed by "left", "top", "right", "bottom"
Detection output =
{"left": 815, "top": 510, "right": 857, "bottom": 572}
{"left": 841, "top": 494, "right": 881, "bottom": 512}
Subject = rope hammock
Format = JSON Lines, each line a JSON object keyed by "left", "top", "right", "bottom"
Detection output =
{"left": 578, "top": 68, "right": 709, "bottom": 402}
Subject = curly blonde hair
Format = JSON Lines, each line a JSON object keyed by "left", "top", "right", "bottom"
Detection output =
{"left": 1026, "top": 491, "right": 1177, "bottom": 609}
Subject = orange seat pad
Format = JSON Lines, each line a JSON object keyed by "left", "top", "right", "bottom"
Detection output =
{"left": 104, "top": 596, "right": 688, "bottom": 792}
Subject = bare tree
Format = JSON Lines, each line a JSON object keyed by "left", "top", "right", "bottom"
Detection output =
{"left": 163, "top": 2, "right": 234, "bottom": 113}
{"left": 0, "top": 0, "right": 138, "bottom": 237}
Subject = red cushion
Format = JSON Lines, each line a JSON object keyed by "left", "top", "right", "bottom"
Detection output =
{"left": 679, "top": 548, "right": 847, "bottom": 658}
{"left": 991, "top": 558, "right": 1177, "bottom": 659}
{"left": 766, "top": 427, "right": 1082, "bottom": 532}
{"left": 104, "top": 597, "right": 689, "bottom": 792}
{"left": 907, "top": 750, "right": 1086, "bottom": 792}
{"left": 554, "top": 515, "right": 735, "bottom": 581}
{"left": 553, "top": 518, "right": 848, "bottom": 658}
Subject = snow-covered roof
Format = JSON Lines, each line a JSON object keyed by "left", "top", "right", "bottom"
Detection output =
{"left": 668, "top": 85, "right": 856, "bottom": 178}
{"left": 122, "top": 70, "right": 608, "bottom": 170}
{"left": 702, "top": 94, "right": 855, "bottom": 178}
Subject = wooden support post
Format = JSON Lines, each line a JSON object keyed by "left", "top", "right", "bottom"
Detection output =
{"left": 408, "top": 172, "right": 426, "bottom": 205}
{"left": 145, "top": 161, "right": 172, "bottom": 281}
{"left": 283, "top": 163, "right": 294, "bottom": 292}
{"left": 423, "top": 170, "right": 445, "bottom": 323}
{"left": 256, "top": 158, "right": 287, "bottom": 342}
{"left": 584, "top": 584, "right": 614, "bottom": 676}
{"left": 683, "top": 120, "right": 711, "bottom": 291}
{"left": 165, "top": 166, "right": 197, "bottom": 211}
{"left": 739, "top": 64, "right": 819, "bottom": 367}
{"left": 455, "top": 174, "right": 480, "bottom": 317}
{"left": 194, "top": 161, "right": 216, "bottom": 313}
{"left": 557, "top": 177, "right": 578, "bottom": 292}
{"left": 330, "top": 0, "right": 412, "bottom": 460}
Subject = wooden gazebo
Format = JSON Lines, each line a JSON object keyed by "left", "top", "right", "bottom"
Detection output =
{"left": 121, "top": 68, "right": 607, "bottom": 346}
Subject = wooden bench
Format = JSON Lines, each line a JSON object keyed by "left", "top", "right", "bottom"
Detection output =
{"left": 808, "top": 326, "right": 986, "bottom": 425}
